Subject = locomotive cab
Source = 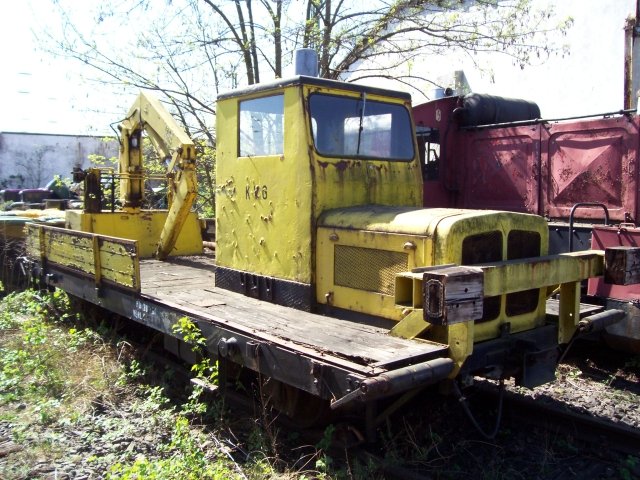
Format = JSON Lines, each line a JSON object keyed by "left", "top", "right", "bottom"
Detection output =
{"left": 215, "top": 76, "right": 566, "bottom": 385}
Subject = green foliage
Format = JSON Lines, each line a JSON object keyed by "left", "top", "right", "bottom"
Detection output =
{"left": 314, "top": 424, "right": 336, "bottom": 473}
{"left": 131, "top": 385, "right": 172, "bottom": 416}
{"left": 107, "top": 416, "right": 238, "bottom": 480}
{"left": 67, "top": 326, "right": 102, "bottom": 350}
{"left": 0, "top": 289, "right": 279, "bottom": 479}
{"left": 619, "top": 455, "right": 639, "bottom": 480}
{"left": 171, "top": 317, "right": 218, "bottom": 385}
{"left": 171, "top": 317, "right": 218, "bottom": 420}
{"left": 0, "top": 290, "right": 45, "bottom": 328}
{"left": 173, "top": 316, "right": 207, "bottom": 348}
{"left": 0, "top": 289, "right": 108, "bottom": 422}
{"left": 125, "top": 358, "right": 147, "bottom": 379}
{"left": 0, "top": 292, "right": 70, "bottom": 403}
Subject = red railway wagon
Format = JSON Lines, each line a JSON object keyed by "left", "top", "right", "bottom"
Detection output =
{"left": 413, "top": 94, "right": 640, "bottom": 351}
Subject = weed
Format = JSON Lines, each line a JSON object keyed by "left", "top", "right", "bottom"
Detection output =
{"left": 0, "top": 289, "right": 285, "bottom": 479}
{"left": 181, "top": 385, "right": 209, "bottom": 416}
{"left": 0, "top": 289, "right": 131, "bottom": 475}
{"left": 624, "top": 355, "right": 640, "bottom": 371}
{"left": 107, "top": 416, "right": 239, "bottom": 480}
{"left": 33, "top": 399, "right": 62, "bottom": 425}
{"left": 171, "top": 316, "right": 219, "bottom": 422}
{"left": 172, "top": 316, "right": 218, "bottom": 384}
{"left": 0, "top": 290, "right": 43, "bottom": 328}
{"left": 67, "top": 326, "right": 103, "bottom": 350}
{"left": 619, "top": 455, "right": 639, "bottom": 480}
{"left": 125, "top": 358, "right": 147, "bottom": 380}
{"left": 314, "top": 424, "right": 336, "bottom": 474}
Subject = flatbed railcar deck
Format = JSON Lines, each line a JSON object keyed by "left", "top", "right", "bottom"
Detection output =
{"left": 37, "top": 253, "right": 449, "bottom": 403}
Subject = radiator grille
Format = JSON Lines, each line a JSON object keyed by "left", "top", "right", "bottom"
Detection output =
{"left": 507, "top": 289, "right": 540, "bottom": 316}
{"left": 508, "top": 230, "right": 541, "bottom": 260}
{"left": 462, "top": 231, "right": 502, "bottom": 264}
{"left": 507, "top": 230, "right": 541, "bottom": 316}
{"left": 334, "top": 245, "right": 408, "bottom": 295}
{"left": 462, "top": 231, "right": 503, "bottom": 323}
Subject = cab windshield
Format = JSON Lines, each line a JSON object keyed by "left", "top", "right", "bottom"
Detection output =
{"left": 308, "top": 93, "right": 414, "bottom": 161}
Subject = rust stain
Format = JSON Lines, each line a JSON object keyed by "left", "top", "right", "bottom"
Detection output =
{"left": 316, "top": 159, "right": 357, "bottom": 172}
{"left": 335, "top": 160, "right": 349, "bottom": 172}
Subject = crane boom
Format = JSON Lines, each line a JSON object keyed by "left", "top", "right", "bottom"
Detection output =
{"left": 118, "top": 92, "right": 198, "bottom": 260}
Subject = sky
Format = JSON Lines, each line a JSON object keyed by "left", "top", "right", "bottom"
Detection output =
{"left": 1, "top": 0, "right": 637, "bottom": 136}
{"left": 0, "top": 1, "right": 129, "bottom": 136}
{"left": 354, "top": 0, "right": 638, "bottom": 118}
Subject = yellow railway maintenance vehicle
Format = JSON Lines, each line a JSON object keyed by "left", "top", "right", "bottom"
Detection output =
{"left": 24, "top": 73, "right": 640, "bottom": 433}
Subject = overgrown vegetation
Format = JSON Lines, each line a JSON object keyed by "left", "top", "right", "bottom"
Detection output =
{"left": 0, "top": 289, "right": 280, "bottom": 478}
{"left": 1, "top": 289, "right": 638, "bottom": 479}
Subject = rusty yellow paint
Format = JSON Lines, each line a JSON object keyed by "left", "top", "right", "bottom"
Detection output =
{"left": 481, "top": 251, "right": 604, "bottom": 296}
{"left": 25, "top": 224, "right": 140, "bottom": 291}
{"left": 432, "top": 210, "right": 549, "bottom": 264}
{"left": 316, "top": 217, "right": 432, "bottom": 321}
{"left": 66, "top": 210, "right": 202, "bottom": 258}
{"left": 432, "top": 210, "right": 549, "bottom": 342}
{"left": 318, "top": 206, "right": 467, "bottom": 236}
{"left": 389, "top": 309, "right": 431, "bottom": 339}
{"left": 559, "top": 281, "right": 581, "bottom": 343}
{"left": 214, "top": 77, "right": 591, "bottom": 370}
{"left": 393, "top": 250, "right": 607, "bottom": 346}
{"left": 215, "top": 80, "right": 423, "bottom": 284}
{"left": 427, "top": 322, "right": 474, "bottom": 373}
{"left": 0, "top": 222, "right": 29, "bottom": 241}
{"left": 447, "top": 323, "right": 474, "bottom": 373}
{"left": 316, "top": 206, "right": 550, "bottom": 341}
{"left": 304, "top": 85, "right": 422, "bottom": 213}
{"left": 92, "top": 235, "right": 102, "bottom": 288}
{"left": 216, "top": 85, "right": 313, "bottom": 282}
{"left": 476, "top": 250, "right": 602, "bottom": 342}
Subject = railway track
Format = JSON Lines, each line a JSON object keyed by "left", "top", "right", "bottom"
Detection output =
{"left": 72, "top": 306, "right": 640, "bottom": 479}
{"left": 471, "top": 380, "right": 640, "bottom": 456}
{"left": 149, "top": 341, "right": 640, "bottom": 476}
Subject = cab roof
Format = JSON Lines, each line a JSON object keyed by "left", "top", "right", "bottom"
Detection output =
{"left": 216, "top": 75, "right": 412, "bottom": 102}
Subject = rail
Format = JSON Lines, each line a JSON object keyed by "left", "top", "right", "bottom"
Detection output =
{"left": 460, "top": 108, "right": 637, "bottom": 131}
{"left": 568, "top": 202, "right": 610, "bottom": 252}
{"left": 25, "top": 224, "right": 140, "bottom": 293}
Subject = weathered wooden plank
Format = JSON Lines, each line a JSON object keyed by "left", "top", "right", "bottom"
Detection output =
{"left": 605, "top": 246, "right": 640, "bottom": 285}
{"left": 423, "top": 266, "right": 484, "bottom": 326}
{"left": 138, "top": 257, "right": 447, "bottom": 367}
{"left": 546, "top": 298, "right": 604, "bottom": 317}
{"left": 169, "top": 290, "right": 225, "bottom": 307}
{"left": 26, "top": 224, "right": 140, "bottom": 292}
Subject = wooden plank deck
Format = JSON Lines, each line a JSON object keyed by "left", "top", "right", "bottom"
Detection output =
{"left": 546, "top": 297, "right": 604, "bottom": 318}
{"left": 139, "top": 256, "right": 448, "bottom": 370}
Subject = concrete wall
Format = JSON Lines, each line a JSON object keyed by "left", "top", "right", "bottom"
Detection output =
{"left": 349, "top": 0, "right": 638, "bottom": 118}
{"left": 0, "top": 132, "right": 118, "bottom": 189}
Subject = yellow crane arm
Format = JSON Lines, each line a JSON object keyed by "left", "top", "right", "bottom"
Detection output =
{"left": 119, "top": 92, "right": 198, "bottom": 260}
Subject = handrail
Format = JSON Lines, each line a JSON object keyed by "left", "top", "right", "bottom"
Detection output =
{"left": 568, "top": 203, "right": 610, "bottom": 252}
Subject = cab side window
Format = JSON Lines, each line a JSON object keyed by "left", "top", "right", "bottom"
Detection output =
{"left": 239, "top": 95, "right": 284, "bottom": 156}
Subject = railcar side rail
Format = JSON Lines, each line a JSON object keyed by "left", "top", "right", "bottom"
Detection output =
{"left": 25, "top": 224, "right": 140, "bottom": 292}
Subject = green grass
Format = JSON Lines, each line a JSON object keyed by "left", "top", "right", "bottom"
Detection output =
{"left": 6, "top": 287, "right": 629, "bottom": 479}
{"left": 0, "top": 288, "right": 275, "bottom": 479}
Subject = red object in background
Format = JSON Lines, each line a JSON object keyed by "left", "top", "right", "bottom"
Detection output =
{"left": 414, "top": 99, "right": 640, "bottom": 224}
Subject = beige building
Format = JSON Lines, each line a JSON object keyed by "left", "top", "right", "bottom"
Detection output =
{"left": 0, "top": 132, "right": 117, "bottom": 189}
